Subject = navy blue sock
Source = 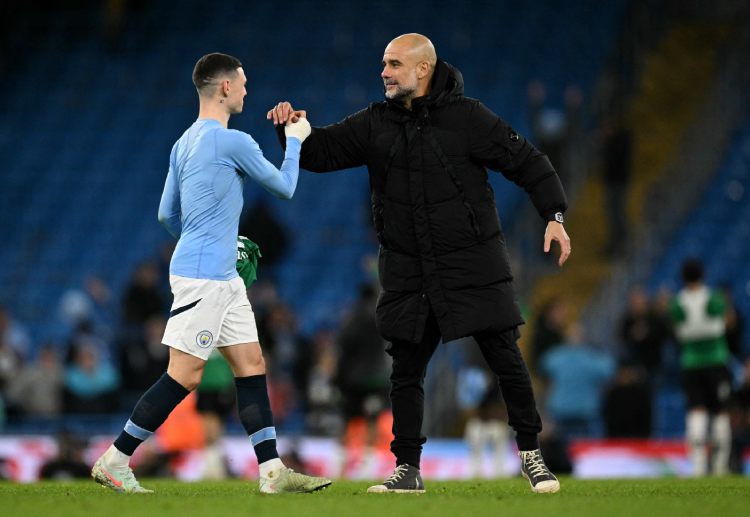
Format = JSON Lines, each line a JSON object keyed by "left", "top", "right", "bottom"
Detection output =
{"left": 113, "top": 372, "right": 190, "bottom": 456}
{"left": 235, "top": 374, "right": 279, "bottom": 464}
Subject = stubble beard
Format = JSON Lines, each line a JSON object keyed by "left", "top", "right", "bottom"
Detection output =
{"left": 385, "top": 83, "right": 416, "bottom": 105}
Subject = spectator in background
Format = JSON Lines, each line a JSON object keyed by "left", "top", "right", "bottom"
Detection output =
{"left": 6, "top": 344, "right": 63, "bottom": 418}
{"left": 720, "top": 284, "right": 745, "bottom": 360}
{"left": 118, "top": 315, "right": 169, "bottom": 405}
{"left": 64, "top": 319, "right": 111, "bottom": 366}
{"left": 335, "top": 284, "right": 390, "bottom": 477}
{"left": 600, "top": 112, "right": 632, "bottom": 257}
{"left": 195, "top": 351, "right": 236, "bottom": 480}
{"left": 619, "top": 285, "right": 671, "bottom": 378}
{"left": 670, "top": 259, "right": 732, "bottom": 476}
{"left": 304, "top": 329, "right": 342, "bottom": 437}
{"left": 729, "top": 358, "right": 750, "bottom": 472}
{"left": 154, "top": 242, "right": 176, "bottom": 311}
{"left": 540, "top": 324, "right": 615, "bottom": 441}
{"left": 121, "top": 261, "right": 166, "bottom": 325}
{"left": 527, "top": 81, "right": 582, "bottom": 189}
{"left": 531, "top": 296, "right": 569, "bottom": 371}
{"left": 39, "top": 432, "right": 90, "bottom": 480}
{"left": 0, "top": 321, "right": 24, "bottom": 398}
{"left": 0, "top": 304, "right": 31, "bottom": 359}
{"left": 58, "top": 276, "right": 114, "bottom": 340}
{"left": 63, "top": 344, "right": 119, "bottom": 414}
{"left": 257, "top": 303, "right": 300, "bottom": 380}
{"left": 239, "top": 201, "right": 289, "bottom": 269}
{"left": 602, "top": 361, "right": 652, "bottom": 438}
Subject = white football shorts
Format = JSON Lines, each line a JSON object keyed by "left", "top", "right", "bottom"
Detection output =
{"left": 162, "top": 275, "right": 259, "bottom": 360}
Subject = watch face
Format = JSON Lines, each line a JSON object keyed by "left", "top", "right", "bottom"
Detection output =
{"left": 554, "top": 212, "right": 564, "bottom": 224}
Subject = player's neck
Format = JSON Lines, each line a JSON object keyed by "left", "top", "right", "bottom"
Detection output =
{"left": 198, "top": 102, "right": 230, "bottom": 128}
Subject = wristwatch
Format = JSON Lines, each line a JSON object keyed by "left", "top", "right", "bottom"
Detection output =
{"left": 549, "top": 211, "right": 564, "bottom": 224}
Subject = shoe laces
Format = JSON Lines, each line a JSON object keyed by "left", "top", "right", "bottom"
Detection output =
{"left": 522, "top": 451, "right": 548, "bottom": 478}
{"left": 385, "top": 464, "right": 410, "bottom": 484}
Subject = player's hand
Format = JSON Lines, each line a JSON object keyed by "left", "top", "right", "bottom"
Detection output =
{"left": 544, "top": 221, "right": 571, "bottom": 267}
{"left": 284, "top": 117, "right": 312, "bottom": 143}
{"left": 267, "top": 102, "right": 307, "bottom": 125}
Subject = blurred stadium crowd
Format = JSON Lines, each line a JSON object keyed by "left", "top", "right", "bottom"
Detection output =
{"left": 1, "top": 0, "right": 750, "bottom": 479}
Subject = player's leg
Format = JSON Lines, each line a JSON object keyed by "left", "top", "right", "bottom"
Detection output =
{"left": 464, "top": 416, "right": 485, "bottom": 478}
{"left": 684, "top": 368, "right": 709, "bottom": 476}
{"left": 709, "top": 366, "right": 733, "bottom": 475}
{"left": 217, "top": 295, "right": 331, "bottom": 493}
{"left": 93, "top": 275, "right": 218, "bottom": 493}
{"left": 92, "top": 348, "right": 204, "bottom": 493}
{"left": 367, "top": 311, "right": 440, "bottom": 494}
{"left": 686, "top": 408, "right": 709, "bottom": 476}
{"left": 474, "top": 327, "right": 559, "bottom": 493}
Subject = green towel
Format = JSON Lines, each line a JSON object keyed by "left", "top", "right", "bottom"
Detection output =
{"left": 236, "top": 235, "right": 262, "bottom": 289}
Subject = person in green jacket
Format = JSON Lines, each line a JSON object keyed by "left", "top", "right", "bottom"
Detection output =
{"left": 670, "top": 259, "right": 732, "bottom": 476}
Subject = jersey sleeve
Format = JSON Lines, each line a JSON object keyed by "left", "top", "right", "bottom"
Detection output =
{"left": 221, "top": 129, "right": 300, "bottom": 199}
{"left": 158, "top": 144, "right": 182, "bottom": 239}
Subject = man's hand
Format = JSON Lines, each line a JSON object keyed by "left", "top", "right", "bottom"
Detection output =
{"left": 267, "top": 101, "right": 307, "bottom": 125}
{"left": 544, "top": 221, "right": 571, "bottom": 267}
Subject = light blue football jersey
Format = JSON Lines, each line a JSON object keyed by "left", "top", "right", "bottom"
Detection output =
{"left": 158, "top": 118, "right": 301, "bottom": 280}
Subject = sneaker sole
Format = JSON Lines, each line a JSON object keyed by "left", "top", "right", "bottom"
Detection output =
{"left": 260, "top": 481, "right": 333, "bottom": 494}
{"left": 305, "top": 481, "right": 333, "bottom": 493}
{"left": 522, "top": 472, "right": 560, "bottom": 494}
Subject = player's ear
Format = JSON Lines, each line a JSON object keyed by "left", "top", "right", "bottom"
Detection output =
{"left": 222, "top": 79, "right": 231, "bottom": 97}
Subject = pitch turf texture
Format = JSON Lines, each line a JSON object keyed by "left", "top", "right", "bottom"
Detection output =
{"left": 2, "top": 478, "right": 748, "bottom": 516}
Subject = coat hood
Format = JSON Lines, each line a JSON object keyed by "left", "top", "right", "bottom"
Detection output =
{"left": 385, "top": 59, "right": 464, "bottom": 112}
{"left": 424, "top": 59, "right": 464, "bottom": 106}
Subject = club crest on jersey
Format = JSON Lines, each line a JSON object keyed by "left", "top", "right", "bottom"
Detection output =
{"left": 196, "top": 330, "right": 214, "bottom": 348}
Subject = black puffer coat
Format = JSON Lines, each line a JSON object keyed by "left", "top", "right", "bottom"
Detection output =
{"left": 279, "top": 60, "right": 567, "bottom": 343}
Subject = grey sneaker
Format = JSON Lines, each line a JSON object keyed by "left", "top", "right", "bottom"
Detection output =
{"left": 519, "top": 449, "right": 560, "bottom": 493}
{"left": 91, "top": 457, "right": 153, "bottom": 494}
{"left": 259, "top": 467, "right": 332, "bottom": 494}
{"left": 367, "top": 464, "right": 425, "bottom": 493}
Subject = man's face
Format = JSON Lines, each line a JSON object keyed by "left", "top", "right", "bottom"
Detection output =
{"left": 225, "top": 67, "right": 247, "bottom": 114}
{"left": 381, "top": 43, "right": 420, "bottom": 103}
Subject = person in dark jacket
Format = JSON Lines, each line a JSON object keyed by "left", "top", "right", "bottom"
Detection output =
{"left": 268, "top": 33, "right": 571, "bottom": 494}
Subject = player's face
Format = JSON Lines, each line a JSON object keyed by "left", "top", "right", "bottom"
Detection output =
{"left": 381, "top": 44, "right": 420, "bottom": 103}
{"left": 227, "top": 67, "right": 247, "bottom": 114}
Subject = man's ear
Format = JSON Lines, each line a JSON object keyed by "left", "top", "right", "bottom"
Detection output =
{"left": 222, "top": 79, "right": 231, "bottom": 97}
{"left": 416, "top": 61, "right": 430, "bottom": 80}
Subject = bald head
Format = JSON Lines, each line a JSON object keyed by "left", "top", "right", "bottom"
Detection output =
{"left": 381, "top": 33, "right": 437, "bottom": 108}
{"left": 386, "top": 33, "right": 437, "bottom": 68}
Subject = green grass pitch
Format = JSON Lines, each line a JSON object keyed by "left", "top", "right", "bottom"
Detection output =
{"left": 2, "top": 477, "right": 749, "bottom": 517}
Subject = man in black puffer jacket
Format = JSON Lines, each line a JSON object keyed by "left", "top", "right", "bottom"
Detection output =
{"left": 269, "top": 33, "right": 571, "bottom": 494}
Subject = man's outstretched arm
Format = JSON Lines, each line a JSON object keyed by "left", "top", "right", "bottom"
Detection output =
{"left": 268, "top": 101, "right": 369, "bottom": 173}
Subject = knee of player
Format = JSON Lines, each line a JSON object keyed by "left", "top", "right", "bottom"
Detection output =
{"left": 167, "top": 367, "right": 204, "bottom": 392}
